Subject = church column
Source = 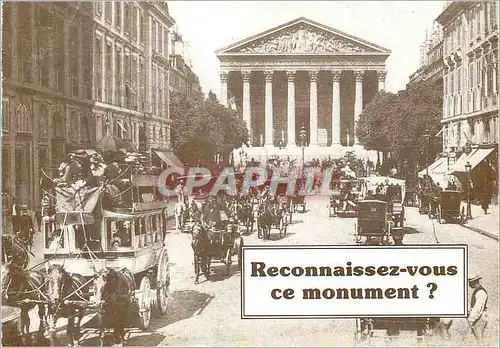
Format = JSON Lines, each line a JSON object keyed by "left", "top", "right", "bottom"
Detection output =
{"left": 286, "top": 70, "right": 296, "bottom": 147}
{"left": 377, "top": 70, "right": 386, "bottom": 92}
{"left": 309, "top": 70, "right": 319, "bottom": 146}
{"left": 354, "top": 70, "right": 364, "bottom": 145}
{"left": 264, "top": 70, "right": 274, "bottom": 147}
{"left": 220, "top": 72, "right": 228, "bottom": 107}
{"left": 242, "top": 71, "right": 251, "bottom": 136}
{"left": 331, "top": 70, "right": 341, "bottom": 146}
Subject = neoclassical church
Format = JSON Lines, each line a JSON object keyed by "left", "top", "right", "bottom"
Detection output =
{"left": 216, "top": 17, "right": 391, "bottom": 161}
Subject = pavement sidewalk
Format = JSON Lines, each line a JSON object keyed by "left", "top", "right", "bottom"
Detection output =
{"left": 462, "top": 202, "right": 499, "bottom": 240}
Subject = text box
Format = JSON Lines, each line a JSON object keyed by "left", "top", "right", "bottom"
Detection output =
{"left": 241, "top": 245, "right": 467, "bottom": 319}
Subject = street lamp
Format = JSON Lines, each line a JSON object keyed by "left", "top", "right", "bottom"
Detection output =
{"left": 423, "top": 127, "right": 431, "bottom": 176}
{"left": 465, "top": 161, "right": 472, "bottom": 220}
{"left": 299, "top": 125, "right": 307, "bottom": 176}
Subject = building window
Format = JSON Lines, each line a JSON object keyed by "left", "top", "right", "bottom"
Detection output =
{"left": 95, "top": 37, "right": 102, "bottom": 101}
{"left": 16, "top": 103, "right": 31, "bottom": 133}
{"left": 83, "top": 21, "right": 93, "bottom": 100}
{"left": 19, "top": 3, "right": 32, "bottom": 84}
{"left": 105, "top": 2, "right": 112, "bottom": 23}
{"left": 132, "top": 56, "right": 137, "bottom": 110}
{"left": 152, "top": 65, "right": 157, "bottom": 115}
{"left": 159, "top": 26, "right": 163, "bottom": 55}
{"left": 70, "top": 23, "right": 79, "bottom": 97}
{"left": 95, "top": 1, "right": 103, "bottom": 18}
{"left": 53, "top": 17, "right": 65, "bottom": 92}
{"left": 82, "top": 113, "right": 91, "bottom": 142}
{"left": 164, "top": 31, "right": 169, "bottom": 57}
{"left": 53, "top": 111, "right": 64, "bottom": 138}
{"left": 152, "top": 20, "right": 157, "bottom": 52}
{"left": 2, "top": 100, "right": 10, "bottom": 132}
{"left": 115, "top": 1, "right": 121, "bottom": 29}
{"left": 159, "top": 68, "right": 164, "bottom": 117}
{"left": 139, "top": 10, "right": 145, "bottom": 44}
{"left": 2, "top": 4, "right": 12, "bottom": 80}
{"left": 131, "top": 6, "right": 137, "bottom": 42}
{"left": 106, "top": 42, "right": 113, "bottom": 103}
{"left": 140, "top": 60, "right": 145, "bottom": 111}
{"left": 116, "top": 46, "right": 122, "bottom": 106}
{"left": 124, "top": 53, "right": 132, "bottom": 108}
{"left": 69, "top": 111, "right": 79, "bottom": 140}
{"left": 124, "top": 3, "right": 131, "bottom": 36}
{"left": 476, "top": 7, "right": 481, "bottom": 38}
{"left": 491, "top": 2, "right": 498, "bottom": 29}
{"left": 39, "top": 103, "right": 49, "bottom": 137}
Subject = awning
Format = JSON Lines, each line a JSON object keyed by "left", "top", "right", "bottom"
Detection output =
{"left": 154, "top": 150, "right": 184, "bottom": 169}
{"left": 452, "top": 148, "right": 494, "bottom": 173}
{"left": 418, "top": 157, "right": 447, "bottom": 178}
{"left": 465, "top": 148, "right": 495, "bottom": 171}
{"left": 451, "top": 152, "right": 470, "bottom": 173}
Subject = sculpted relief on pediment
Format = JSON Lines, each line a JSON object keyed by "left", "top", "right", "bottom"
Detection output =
{"left": 239, "top": 25, "right": 367, "bottom": 54}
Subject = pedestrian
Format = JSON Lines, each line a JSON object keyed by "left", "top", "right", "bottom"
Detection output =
{"left": 18, "top": 205, "right": 34, "bottom": 250}
{"left": 175, "top": 179, "right": 185, "bottom": 204}
{"left": 467, "top": 273, "right": 488, "bottom": 341}
{"left": 480, "top": 189, "right": 490, "bottom": 214}
{"left": 10, "top": 197, "right": 21, "bottom": 234}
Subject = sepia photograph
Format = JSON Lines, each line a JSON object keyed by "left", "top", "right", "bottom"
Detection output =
{"left": 0, "top": 1, "right": 498, "bottom": 346}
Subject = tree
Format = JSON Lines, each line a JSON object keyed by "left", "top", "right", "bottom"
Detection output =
{"left": 356, "top": 79, "right": 443, "bottom": 175}
{"left": 170, "top": 91, "right": 249, "bottom": 165}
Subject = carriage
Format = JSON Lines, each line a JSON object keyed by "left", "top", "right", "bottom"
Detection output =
{"left": 331, "top": 179, "right": 360, "bottom": 218}
{"left": 355, "top": 317, "right": 430, "bottom": 343}
{"left": 354, "top": 200, "right": 395, "bottom": 245}
{"left": 191, "top": 206, "right": 244, "bottom": 283}
{"left": 41, "top": 168, "right": 171, "bottom": 334}
{"left": 359, "top": 176, "right": 406, "bottom": 229}
{"left": 354, "top": 199, "right": 432, "bottom": 342}
{"left": 437, "top": 190, "right": 465, "bottom": 224}
{"left": 291, "top": 178, "right": 306, "bottom": 213}
{"left": 256, "top": 198, "right": 288, "bottom": 240}
{"left": 276, "top": 182, "right": 293, "bottom": 224}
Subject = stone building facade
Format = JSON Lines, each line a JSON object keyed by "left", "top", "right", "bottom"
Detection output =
{"left": 92, "top": 1, "right": 174, "bottom": 151}
{"left": 1, "top": 1, "right": 176, "bottom": 208}
{"left": 169, "top": 29, "right": 204, "bottom": 100}
{"left": 436, "top": 1, "right": 498, "bottom": 201}
{"left": 2, "top": 2, "right": 95, "bottom": 207}
{"left": 408, "top": 22, "right": 444, "bottom": 86}
{"left": 216, "top": 17, "right": 390, "bottom": 161}
{"left": 436, "top": 1, "right": 498, "bottom": 151}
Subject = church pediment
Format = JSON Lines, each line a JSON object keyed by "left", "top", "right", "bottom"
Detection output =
{"left": 216, "top": 17, "right": 390, "bottom": 56}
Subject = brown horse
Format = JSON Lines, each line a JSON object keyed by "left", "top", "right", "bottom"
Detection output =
{"left": 191, "top": 223, "right": 212, "bottom": 284}
{"left": 93, "top": 267, "right": 135, "bottom": 346}
{"left": 0, "top": 262, "right": 48, "bottom": 344}
{"left": 45, "top": 264, "right": 92, "bottom": 346}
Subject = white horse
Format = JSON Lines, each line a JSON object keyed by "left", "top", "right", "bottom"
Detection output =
{"left": 174, "top": 202, "right": 185, "bottom": 232}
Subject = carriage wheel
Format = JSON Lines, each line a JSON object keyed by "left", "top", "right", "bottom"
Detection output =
{"left": 138, "top": 276, "right": 152, "bottom": 330}
{"left": 279, "top": 218, "right": 284, "bottom": 239}
{"left": 225, "top": 248, "right": 232, "bottom": 276}
{"left": 155, "top": 249, "right": 170, "bottom": 316}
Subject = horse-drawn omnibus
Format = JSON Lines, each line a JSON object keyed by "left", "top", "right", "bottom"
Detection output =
{"left": 39, "top": 165, "right": 171, "bottom": 344}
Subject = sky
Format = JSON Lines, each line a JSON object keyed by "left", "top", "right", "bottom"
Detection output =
{"left": 168, "top": 1, "right": 445, "bottom": 97}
